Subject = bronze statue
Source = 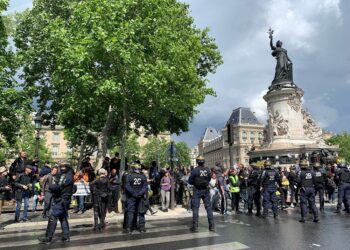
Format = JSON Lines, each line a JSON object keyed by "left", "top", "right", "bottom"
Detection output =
{"left": 268, "top": 28, "right": 293, "bottom": 86}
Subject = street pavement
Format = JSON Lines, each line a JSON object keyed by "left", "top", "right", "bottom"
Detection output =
{"left": 0, "top": 206, "right": 349, "bottom": 250}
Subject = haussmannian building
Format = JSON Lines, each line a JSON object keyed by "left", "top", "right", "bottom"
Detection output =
{"left": 197, "top": 107, "right": 265, "bottom": 168}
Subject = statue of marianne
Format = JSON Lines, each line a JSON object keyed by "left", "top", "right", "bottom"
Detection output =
{"left": 268, "top": 28, "right": 293, "bottom": 85}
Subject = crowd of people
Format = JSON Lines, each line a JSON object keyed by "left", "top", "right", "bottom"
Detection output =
{"left": 1, "top": 150, "right": 350, "bottom": 244}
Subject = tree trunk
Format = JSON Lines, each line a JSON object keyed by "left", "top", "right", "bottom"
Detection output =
{"left": 95, "top": 105, "right": 115, "bottom": 170}
{"left": 78, "top": 139, "right": 87, "bottom": 170}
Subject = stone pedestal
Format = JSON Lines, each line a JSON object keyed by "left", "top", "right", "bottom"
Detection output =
{"left": 249, "top": 84, "right": 338, "bottom": 165}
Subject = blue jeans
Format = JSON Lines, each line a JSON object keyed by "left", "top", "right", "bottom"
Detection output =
{"left": 33, "top": 195, "right": 39, "bottom": 212}
{"left": 75, "top": 196, "right": 85, "bottom": 211}
{"left": 15, "top": 193, "right": 30, "bottom": 220}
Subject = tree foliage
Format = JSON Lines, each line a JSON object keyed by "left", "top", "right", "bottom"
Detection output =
{"left": 327, "top": 133, "right": 350, "bottom": 162}
{"left": 15, "top": 0, "right": 222, "bottom": 169}
{"left": 142, "top": 137, "right": 170, "bottom": 168}
{"left": 14, "top": 115, "right": 52, "bottom": 163}
{"left": 112, "top": 132, "right": 141, "bottom": 162}
{"left": 0, "top": 0, "right": 29, "bottom": 147}
{"left": 174, "top": 141, "right": 191, "bottom": 167}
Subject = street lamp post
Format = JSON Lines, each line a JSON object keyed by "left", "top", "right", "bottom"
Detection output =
{"left": 34, "top": 113, "right": 43, "bottom": 158}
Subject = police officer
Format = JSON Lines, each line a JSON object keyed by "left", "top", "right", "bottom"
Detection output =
{"left": 334, "top": 159, "right": 350, "bottom": 214}
{"left": 188, "top": 156, "right": 214, "bottom": 232}
{"left": 247, "top": 163, "right": 262, "bottom": 217}
{"left": 297, "top": 159, "right": 319, "bottom": 223}
{"left": 123, "top": 162, "right": 148, "bottom": 234}
{"left": 38, "top": 184, "right": 70, "bottom": 244}
{"left": 57, "top": 162, "right": 74, "bottom": 213}
{"left": 260, "top": 160, "right": 280, "bottom": 218}
{"left": 91, "top": 168, "right": 110, "bottom": 230}
{"left": 313, "top": 162, "right": 326, "bottom": 211}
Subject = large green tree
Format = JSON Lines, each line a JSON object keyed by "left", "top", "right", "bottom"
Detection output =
{"left": 15, "top": 0, "right": 222, "bottom": 171}
{"left": 142, "top": 137, "right": 170, "bottom": 168}
{"left": 0, "top": 0, "right": 28, "bottom": 148}
{"left": 174, "top": 141, "right": 191, "bottom": 167}
{"left": 327, "top": 133, "right": 350, "bottom": 162}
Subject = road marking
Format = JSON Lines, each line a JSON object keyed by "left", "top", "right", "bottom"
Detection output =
{"left": 0, "top": 225, "right": 187, "bottom": 248}
{"left": 180, "top": 242, "right": 250, "bottom": 250}
{"left": 51, "top": 232, "right": 220, "bottom": 250}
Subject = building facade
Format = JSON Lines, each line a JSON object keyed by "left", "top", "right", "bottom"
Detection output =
{"left": 198, "top": 107, "right": 265, "bottom": 168}
{"left": 40, "top": 125, "right": 70, "bottom": 162}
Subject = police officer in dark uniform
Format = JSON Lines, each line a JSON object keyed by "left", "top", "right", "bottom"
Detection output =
{"left": 297, "top": 159, "right": 319, "bottom": 223}
{"left": 57, "top": 162, "right": 74, "bottom": 217}
{"left": 188, "top": 156, "right": 214, "bottom": 232}
{"left": 91, "top": 168, "right": 110, "bottom": 230}
{"left": 260, "top": 160, "right": 280, "bottom": 218}
{"left": 334, "top": 159, "right": 350, "bottom": 214}
{"left": 38, "top": 184, "right": 70, "bottom": 244}
{"left": 247, "top": 163, "right": 262, "bottom": 217}
{"left": 123, "top": 162, "right": 148, "bottom": 234}
{"left": 313, "top": 162, "right": 326, "bottom": 211}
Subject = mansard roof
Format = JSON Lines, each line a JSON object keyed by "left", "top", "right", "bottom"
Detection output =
{"left": 201, "top": 127, "right": 220, "bottom": 141}
{"left": 227, "top": 107, "right": 262, "bottom": 125}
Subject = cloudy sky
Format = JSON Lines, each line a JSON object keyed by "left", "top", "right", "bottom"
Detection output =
{"left": 7, "top": 0, "right": 350, "bottom": 148}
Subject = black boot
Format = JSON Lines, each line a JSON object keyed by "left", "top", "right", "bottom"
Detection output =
{"left": 190, "top": 222, "right": 198, "bottom": 232}
{"left": 62, "top": 236, "right": 70, "bottom": 242}
{"left": 38, "top": 237, "right": 52, "bottom": 244}
{"left": 299, "top": 218, "right": 305, "bottom": 223}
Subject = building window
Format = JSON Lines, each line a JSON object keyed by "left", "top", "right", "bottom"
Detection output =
{"left": 53, "top": 132, "right": 60, "bottom": 142}
{"left": 52, "top": 145, "right": 59, "bottom": 157}
{"left": 250, "top": 131, "right": 255, "bottom": 139}
{"left": 242, "top": 130, "right": 247, "bottom": 142}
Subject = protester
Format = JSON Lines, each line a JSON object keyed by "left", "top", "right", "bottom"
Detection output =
{"left": 13, "top": 165, "right": 33, "bottom": 222}
{"left": 160, "top": 171, "right": 171, "bottom": 212}
{"left": 0, "top": 166, "right": 11, "bottom": 230}
{"left": 41, "top": 166, "right": 58, "bottom": 218}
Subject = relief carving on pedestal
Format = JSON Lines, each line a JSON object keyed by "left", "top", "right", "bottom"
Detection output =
{"left": 268, "top": 106, "right": 289, "bottom": 136}
{"left": 287, "top": 92, "right": 301, "bottom": 112}
{"left": 301, "top": 109, "right": 325, "bottom": 144}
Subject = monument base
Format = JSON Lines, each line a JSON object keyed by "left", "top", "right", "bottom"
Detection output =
{"left": 249, "top": 144, "right": 339, "bottom": 166}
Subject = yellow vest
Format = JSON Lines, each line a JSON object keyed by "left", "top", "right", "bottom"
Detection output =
{"left": 229, "top": 175, "right": 240, "bottom": 193}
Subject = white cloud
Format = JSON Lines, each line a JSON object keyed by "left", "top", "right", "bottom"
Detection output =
{"left": 262, "top": 0, "right": 342, "bottom": 52}
{"left": 247, "top": 90, "right": 268, "bottom": 124}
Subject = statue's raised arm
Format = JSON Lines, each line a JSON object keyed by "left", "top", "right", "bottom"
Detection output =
{"left": 268, "top": 27, "right": 276, "bottom": 50}
{"left": 268, "top": 27, "right": 293, "bottom": 87}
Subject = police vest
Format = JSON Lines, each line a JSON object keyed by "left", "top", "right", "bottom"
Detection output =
{"left": 194, "top": 167, "right": 210, "bottom": 189}
{"left": 229, "top": 175, "right": 240, "bottom": 193}
{"left": 340, "top": 169, "right": 350, "bottom": 183}
{"left": 129, "top": 173, "right": 145, "bottom": 191}
{"left": 262, "top": 170, "right": 276, "bottom": 186}
{"left": 301, "top": 170, "right": 314, "bottom": 187}
{"left": 314, "top": 171, "right": 325, "bottom": 186}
